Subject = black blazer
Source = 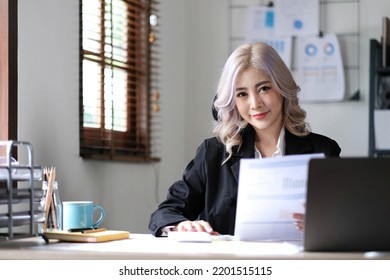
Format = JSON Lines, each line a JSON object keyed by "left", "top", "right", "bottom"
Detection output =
{"left": 149, "top": 126, "right": 341, "bottom": 236}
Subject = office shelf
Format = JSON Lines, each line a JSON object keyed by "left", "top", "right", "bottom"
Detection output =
{"left": 0, "top": 140, "right": 43, "bottom": 240}
{"left": 369, "top": 39, "right": 390, "bottom": 157}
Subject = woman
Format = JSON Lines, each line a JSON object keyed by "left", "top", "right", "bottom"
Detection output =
{"left": 149, "top": 42, "right": 341, "bottom": 237}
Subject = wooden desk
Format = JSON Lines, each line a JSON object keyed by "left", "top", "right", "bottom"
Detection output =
{"left": 1, "top": 234, "right": 390, "bottom": 260}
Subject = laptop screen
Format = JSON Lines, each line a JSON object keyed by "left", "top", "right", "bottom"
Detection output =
{"left": 304, "top": 157, "right": 390, "bottom": 251}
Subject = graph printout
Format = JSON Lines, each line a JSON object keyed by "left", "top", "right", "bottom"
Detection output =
{"left": 245, "top": 5, "right": 293, "bottom": 68}
{"left": 234, "top": 153, "right": 324, "bottom": 241}
{"left": 274, "top": 0, "right": 319, "bottom": 37}
{"left": 295, "top": 34, "right": 345, "bottom": 102}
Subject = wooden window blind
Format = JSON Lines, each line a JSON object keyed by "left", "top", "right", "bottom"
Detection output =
{"left": 80, "top": 0, "right": 160, "bottom": 162}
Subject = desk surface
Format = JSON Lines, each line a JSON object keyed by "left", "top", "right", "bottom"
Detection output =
{"left": 1, "top": 233, "right": 389, "bottom": 260}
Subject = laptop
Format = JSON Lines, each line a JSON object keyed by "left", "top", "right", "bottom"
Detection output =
{"left": 304, "top": 157, "right": 390, "bottom": 252}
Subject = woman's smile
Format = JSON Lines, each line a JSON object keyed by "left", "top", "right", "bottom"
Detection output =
{"left": 252, "top": 111, "right": 269, "bottom": 120}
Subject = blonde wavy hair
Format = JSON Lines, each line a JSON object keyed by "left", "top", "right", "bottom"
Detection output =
{"left": 212, "top": 42, "right": 310, "bottom": 163}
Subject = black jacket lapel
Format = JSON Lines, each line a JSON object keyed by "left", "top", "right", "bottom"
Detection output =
{"left": 285, "top": 129, "right": 314, "bottom": 155}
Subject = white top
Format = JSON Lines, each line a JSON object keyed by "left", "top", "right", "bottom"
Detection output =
{"left": 254, "top": 126, "right": 285, "bottom": 158}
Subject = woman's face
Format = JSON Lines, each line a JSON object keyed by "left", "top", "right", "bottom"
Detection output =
{"left": 235, "top": 68, "right": 283, "bottom": 135}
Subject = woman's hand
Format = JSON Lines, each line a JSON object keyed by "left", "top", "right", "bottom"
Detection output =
{"left": 292, "top": 203, "right": 306, "bottom": 232}
{"left": 292, "top": 212, "right": 305, "bottom": 231}
{"left": 174, "top": 220, "right": 215, "bottom": 233}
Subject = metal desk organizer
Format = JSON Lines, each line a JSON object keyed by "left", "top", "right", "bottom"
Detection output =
{"left": 0, "top": 140, "right": 43, "bottom": 240}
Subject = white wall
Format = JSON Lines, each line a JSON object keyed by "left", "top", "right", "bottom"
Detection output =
{"left": 302, "top": 0, "right": 390, "bottom": 157}
{"left": 18, "top": 0, "right": 390, "bottom": 233}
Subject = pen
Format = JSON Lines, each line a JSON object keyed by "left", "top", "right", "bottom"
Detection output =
{"left": 68, "top": 227, "right": 94, "bottom": 232}
{"left": 68, "top": 227, "right": 106, "bottom": 234}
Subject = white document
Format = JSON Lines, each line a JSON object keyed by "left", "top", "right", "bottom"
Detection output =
{"left": 245, "top": 5, "right": 293, "bottom": 68}
{"left": 295, "top": 34, "right": 345, "bottom": 102}
{"left": 234, "top": 153, "right": 324, "bottom": 241}
{"left": 274, "top": 0, "right": 319, "bottom": 37}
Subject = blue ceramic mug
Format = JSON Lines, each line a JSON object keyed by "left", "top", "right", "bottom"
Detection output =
{"left": 62, "top": 201, "right": 105, "bottom": 230}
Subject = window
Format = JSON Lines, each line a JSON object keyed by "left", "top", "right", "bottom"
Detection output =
{"left": 80, "top": 0, "right": 160, "bottom": 162}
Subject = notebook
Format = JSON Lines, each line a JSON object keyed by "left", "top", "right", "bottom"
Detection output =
{"left": 304, "top": 157, "right": 390, "bottom": 252}
{"left": 42, "top": 230, "right": 130, "bottom": 243}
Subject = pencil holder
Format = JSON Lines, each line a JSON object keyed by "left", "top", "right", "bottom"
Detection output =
{"left": 39, "top": 180, "right": 62, "bottom": 231}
